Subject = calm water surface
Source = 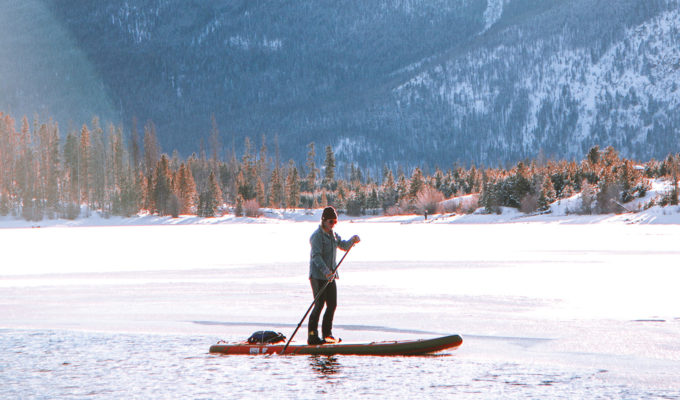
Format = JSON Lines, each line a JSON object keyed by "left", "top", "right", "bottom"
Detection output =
{"left": 3, "top": 329, "right": 676, "bottom": 399}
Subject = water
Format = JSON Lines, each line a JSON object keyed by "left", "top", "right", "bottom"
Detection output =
{"left": 2, "top": 222, "right": 680, "bottom": 398}
{"left": 4, "top": 329, "right": 674, "bottom": 399}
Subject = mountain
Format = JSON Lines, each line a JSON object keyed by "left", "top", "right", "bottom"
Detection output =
{"left": 0, "top": 0, "right": 118, "bottom": 132}
{"left": 4, "top": 0, "right": 680, "bottom": 170}
{"left": 391, "top": 0, "right": 680, "bottom": 166}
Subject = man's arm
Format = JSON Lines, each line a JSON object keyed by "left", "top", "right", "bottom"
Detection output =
{"left": 336, "top": 233, "right": 360, "bottom": 251}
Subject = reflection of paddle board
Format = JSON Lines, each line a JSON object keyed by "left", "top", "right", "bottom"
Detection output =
{"left": 209, "top": 334, "right": 462, "bottom": 356}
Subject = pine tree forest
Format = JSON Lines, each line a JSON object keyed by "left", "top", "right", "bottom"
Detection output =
{"left": 1, "top": 112, "right": 679, "bottom": 222}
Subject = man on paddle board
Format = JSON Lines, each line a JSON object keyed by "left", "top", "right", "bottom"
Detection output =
{"left": 308, "top": 206, "right": 360, "bottom": 345}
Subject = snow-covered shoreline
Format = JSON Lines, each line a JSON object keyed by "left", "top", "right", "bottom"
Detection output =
{"left": 2, "top": 202, "right": 680, "bottom": 230}
{"left": 3, "top": 202, "right": 679, "bottom": 396}
{"left": 2, "top": 177, "right": 679, "bottom": 228}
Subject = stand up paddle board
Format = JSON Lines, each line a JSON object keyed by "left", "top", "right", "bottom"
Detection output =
{"left": 209, "top": 334, "right": 462, "bottom": 356}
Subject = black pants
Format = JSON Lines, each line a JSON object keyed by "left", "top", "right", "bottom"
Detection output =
{"left": 308, "top": 278, "right": 337, "bottom": 338}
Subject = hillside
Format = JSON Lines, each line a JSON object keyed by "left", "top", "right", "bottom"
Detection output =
{"left": 3, "top": 0, "right": 679, "bottom": 169}
{"left": 0, "top": 0, "right": 118, "bottom": 131}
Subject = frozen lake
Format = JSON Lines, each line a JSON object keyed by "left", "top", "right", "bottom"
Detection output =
{"left": 2, "top": 221, "right": 680, "bottom": 398}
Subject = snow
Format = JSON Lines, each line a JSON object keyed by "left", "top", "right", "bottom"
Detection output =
{"left": 0, "top": 178, "right": 677, "bottom": 230}
{"left": 482, "top": 0, "right": 509, "bottom": 32}
{"left": 333, "top": 136, "right": 372, "bottom": 159}
{"left": 226, "top": 35, "right": 283, "bottom": 51}
{"left": 3, "top": 211, "right": 679, "bottom": 322}
{"left": 2, "top": 193, "right": 680, "bottom": 394}
{"left": 396, "top": 4, "right": 680, "bottom": 155}
{"left": 2, "top": 177, "right": 680, "bottom": 387}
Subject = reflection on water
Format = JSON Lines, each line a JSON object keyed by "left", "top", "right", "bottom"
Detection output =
{"left": 2, "top": 329, "right": 678, "bottom": 399}
{"left": 310, "top": 355, "right": 341, "bottom": 378}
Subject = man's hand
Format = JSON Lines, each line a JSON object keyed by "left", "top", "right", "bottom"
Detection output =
{"left": 351, "top": 235, "right": 361, "bottom": 244}
{"left": 326, "top": 271, "right": 337, "bottom": 281}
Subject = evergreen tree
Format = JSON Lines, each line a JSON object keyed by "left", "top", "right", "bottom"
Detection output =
{"left": 306, "top": 142, "right": 317, "bottom": 194}
{"left": 480, "top": 175, "right": 497, "bottom": 214}
{"left": 208, "top": 170, "right": 224, "bottom": 213}
{"left": 239, "top": 137, "right": 256, "bottom": 200}
{"left": 143, "top": 120, "right": 160, "bottom": 176}
{"left": 268, "top": 164, "right": 284, "bottom": 208}
{"left": 0, "top": 193, "right": 9, "bottom": 216}
{"left": 366, "top": 185, "right": 380, "bottom": 213}
{"left": 35, "top": 123, "right": 49, "bottom": 217}
{"left": 45, "top": 122, "right": 60, "bottom": 216}
{"left": 170, "top": 149, "right": 181, "bottom": 171}
{"left": 256, "top": 177, "right": 266, "bottom": 206}
{"left": 110, "top": 125, "right": 127, "bottom": 202}
{"left": 152, "top": 154, "right": 173, "bottom": 215}
{"left": 198, "top": 170, "right": 223, "bottom": 217}
{"left": 79, "top": 123, "right": 91, "bottom": 206}
{"left": 442, "top": 170, "right": 455, "bottom": 198}
{"left": 671, "top": 175, "right": 679, "bottom": 206}
{"left": 396, "top": 172, "right": 408, "bottom": 202}
{"left": 256, "top": 135, "right": 269, "bottom": 202}
{"left": 602, "top": 146, "right": 620, "bottom": 167}
{"left": 6, "top": 108, "right": 680, "bottom": 220}
{"left": 335, "top": 180, "right": 348, "bottom": 210}
{"left": 0, "top": 113, "right": 16, "bottom": 215}
{"left": 409, "top": 167, "right": 424, "bottom": 199}
{"left": 380, "top": 168, "right": 397, "bottom": 211}
{"left": 320, "top": 190, "right": 328, "bottom": 208}
{"left": 90, "top": 117, "right": 107, "bottom": 210}
{"left": 129, "top": 117, "right": 141, "bottom": 171}
{"left": 537, "top": 175, "right": 556, "bottom": 211}
{"left": 63, "top": 131, "right": 80, "bottom": 205}
{"left": 433, "top": 168, "right": 445, "bottom": 195}
{"left": 235, "top": 194, "right": 244, "bottom": 217}
{"left": 579, "top": 181, "right": 595, "bottom": 214}
{"left": 285, "top": 160, "right": 300, "bottom": 209}
{"left": 587, "top": 145, "right": 601, "bottom": 166}
{"left": 346, "top": 190, "right": 364, "bottom": 216}
{"left": 220, "top": 151, "right": 238, "bottom": 204}
{"left": 175, "top": 163, "right": 197, "bottom": 214}
{"left": 322, "top": 145, "right": 335, "bottom": 190}
{"left": 129, "top": 170, "right": 145, "bottom": 215}
{"left": 209, "top": 114, "right": 221, "bottom": 167}
{"left": 350, "top": 163, "right": 363, "bottom": 188}
{"left": 466, "top": 165, "right": 479, "bottom": 194}
{"left": 618, "top": 160, "right": 636, "bottom": 203}
{"left": 142, "top": 172, "right": 153, "bottom": 212}
{"left": 670, "top": 155, "right": 680, "bottom": 206}
{"left": 18, "top": 117, "right": 37, "bottom": 220}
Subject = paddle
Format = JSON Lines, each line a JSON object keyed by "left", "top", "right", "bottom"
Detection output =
{"left": 281, "top": 242, "right": 355, "bottom": 354}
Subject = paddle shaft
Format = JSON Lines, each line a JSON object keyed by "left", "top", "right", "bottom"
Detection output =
{"left": 282, "top": 243, "right": 354, "bottom": 354}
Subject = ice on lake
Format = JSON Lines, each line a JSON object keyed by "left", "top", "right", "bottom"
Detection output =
{"left": 1, "top": 218, "right": 680, "bottom": 398}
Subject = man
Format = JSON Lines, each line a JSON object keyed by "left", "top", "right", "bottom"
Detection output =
{"left": 308, "top": 206, "right": 360, "bottom": 345}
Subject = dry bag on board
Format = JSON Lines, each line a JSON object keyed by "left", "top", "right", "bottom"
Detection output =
{"left": 247, "top": 331, "right": 286, "bottom": 344}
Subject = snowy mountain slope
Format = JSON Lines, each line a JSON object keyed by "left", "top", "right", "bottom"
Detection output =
{"left": 392, "top": 0, "right": 680, "bottom": 164}
{"left": 4, "top": 0, "right": 679, "bottom": 168}
{"left": 483, "top": 0, "right": 510, "bottom": 31}
{"left": 0, "top": 0, "right": 118, "bottom": 129}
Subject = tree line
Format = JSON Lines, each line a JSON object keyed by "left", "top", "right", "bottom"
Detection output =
{"left": 1, "top": 112, "right": 678, "bottom": 222}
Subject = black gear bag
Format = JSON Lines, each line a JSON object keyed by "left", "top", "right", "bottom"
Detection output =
{"left": 247, "top": 331, "right": 286, "bottom": 344}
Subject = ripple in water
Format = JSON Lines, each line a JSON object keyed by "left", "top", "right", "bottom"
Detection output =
{"left": 1, "top": 329, "right": 677, "bottom": 399}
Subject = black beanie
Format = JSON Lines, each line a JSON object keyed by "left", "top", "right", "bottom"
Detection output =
{"left": 322, "top": 206, "right": 338, "bottom": 220}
